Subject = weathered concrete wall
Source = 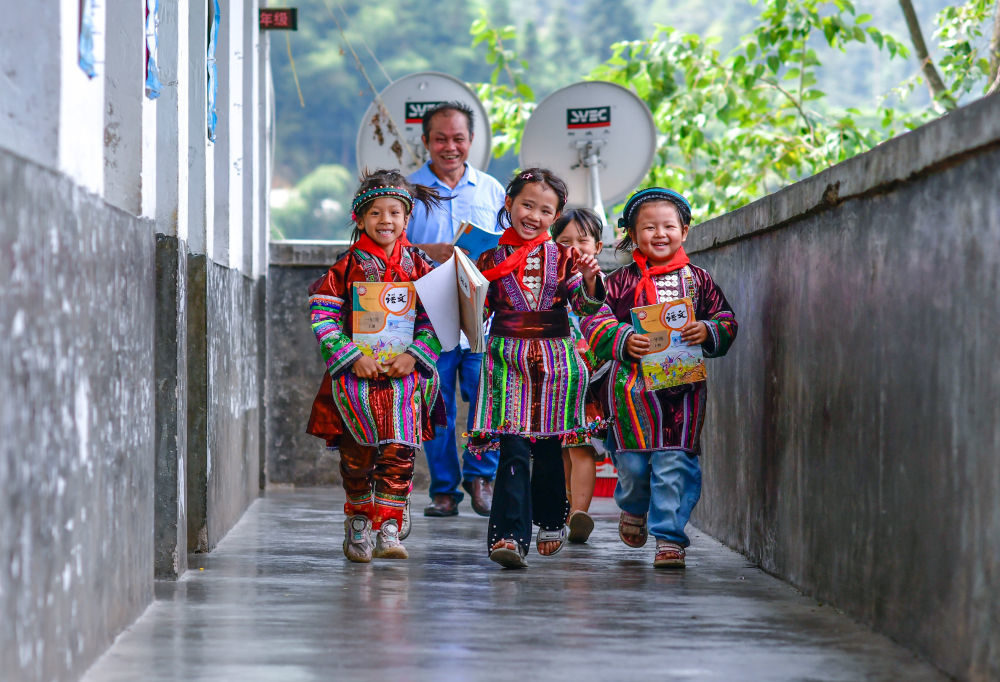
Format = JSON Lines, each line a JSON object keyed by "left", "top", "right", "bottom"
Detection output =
{"left": 266, "top": 242, "right": 431, "bottom": 488}
{"left": 0, "top": 149, "right": 155, "bottom": 680}
{"left": 688, "top": 94, "right": 1000, "bottom": 681}
{"left": 154, "top": 235, "right": 188, "bottom": 578}
{"left": 186, "top": 258, "right": 264, "bottom": 552}
{"left": 206, "top": 262, "right": 264, "bottom": 546}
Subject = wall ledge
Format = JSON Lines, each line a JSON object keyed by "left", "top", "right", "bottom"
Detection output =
{"left": 687, "top": 93, "right": 1000, "bottom": 254}
{"left": 270, "top": 239, "right": 350, "bottom": 267}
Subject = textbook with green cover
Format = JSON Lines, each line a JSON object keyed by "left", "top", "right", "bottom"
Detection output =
{"left": 630, "top": 297, "right": 706, "bottom": 390}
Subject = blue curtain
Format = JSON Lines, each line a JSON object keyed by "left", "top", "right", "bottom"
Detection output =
{"left": 145, "top": 0, "right": 162, "bottom": 99}
{"left": 78, "top": 0, "right": 97, "bottom": 78}
{"left": 207, "top": 0, "right": 221, "bottom": 141}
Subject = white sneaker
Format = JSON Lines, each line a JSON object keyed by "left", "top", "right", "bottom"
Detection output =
{"left": 399, "top": 497, "right": 412, "bottom": 540}
{"left": 373, "top": 519, "right": 408, "bottom": 559}
{"left": 343, "top": 515, "right": 373, "bottom": 563}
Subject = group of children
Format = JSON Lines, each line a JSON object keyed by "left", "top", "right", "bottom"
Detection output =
{"left": 307, "top": 166, "right": 738, "bottom": 569}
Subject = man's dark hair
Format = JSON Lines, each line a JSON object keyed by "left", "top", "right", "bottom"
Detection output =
{"left": 421, "top": 101, "right": 475, "bottom": 139}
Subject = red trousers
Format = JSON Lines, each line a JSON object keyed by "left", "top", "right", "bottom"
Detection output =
{"left": 339, "top": 433, "right": 414, "bottom": 529}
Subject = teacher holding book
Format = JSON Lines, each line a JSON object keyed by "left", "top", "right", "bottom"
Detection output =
{"left": 407, "top": 101, "right": 506, "bottom": 518}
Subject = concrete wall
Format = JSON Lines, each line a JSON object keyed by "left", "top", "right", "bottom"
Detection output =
{"left": 687, "top": 93, "right": 1000, "bottom": 681}
{"left": 0, "top": 0, "right": 270, "bottom": 679}
{"left": 265, "top": 242, "right": 435, "bottom": 489}
{"left": 0, "top": 148, "right": 155, "bottom": 682}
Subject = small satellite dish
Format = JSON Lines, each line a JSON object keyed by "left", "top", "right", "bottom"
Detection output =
{"left": 356, "top": 71, "right": 492, "bottom": 176}
{"left": 520, "top": 81, "right": 657, "bottom": 240}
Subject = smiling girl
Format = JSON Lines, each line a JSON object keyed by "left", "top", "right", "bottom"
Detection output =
{"left": 306, "top": 169, "right": 445, "bottom": 563}
{"left": 582, "top": 188, "right": 738, "bottom": 569}
{"left": 471, "top": 168, "right": 606, "bottom": 568}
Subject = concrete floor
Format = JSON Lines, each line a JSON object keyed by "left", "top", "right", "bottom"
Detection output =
{"left": 84, "top": 489, "right": 945, "bottom": 682}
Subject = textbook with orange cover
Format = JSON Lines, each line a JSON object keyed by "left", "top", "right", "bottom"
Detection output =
{"left": 630, "top": 297, "right": 706, "bottom": 390}
{"left": 351, "top": 282, "right": 417, "bottom": 365}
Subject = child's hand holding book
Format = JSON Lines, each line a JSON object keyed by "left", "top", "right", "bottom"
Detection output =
{"left": 351, "top": 355, "right": 382, "bottom": 379}
{"left": 679, "top": 320, "right": 708, "bottom": 345}
{"left": 382, "top": 352, "right": 416, "bottom": 378}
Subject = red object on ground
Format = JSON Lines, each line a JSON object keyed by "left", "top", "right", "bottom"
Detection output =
{"left": 593, "top": 457, "right": 617, "bottom": 497}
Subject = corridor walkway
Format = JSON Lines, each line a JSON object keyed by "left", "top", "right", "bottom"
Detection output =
{"left": 84, "top": 489, "right": 944, "bottom": 681}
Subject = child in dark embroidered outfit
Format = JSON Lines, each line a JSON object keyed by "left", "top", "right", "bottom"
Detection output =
{"left": 471, "top": 168, "right": 606, "bottom": 568}
{"left": 550, "top": 208, "right": 608, "bottom": 544}
{"left": 582, "top": 188, "right": 738, "bottom": 568}
{"left": 306, "top": 169, "right": 445, "bottom": 564}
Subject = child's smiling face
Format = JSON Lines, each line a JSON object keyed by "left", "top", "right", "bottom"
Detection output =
{"left": 630, "top": 201, "right": 688, "bottom": 265}
{"left": 505, "top": 181, "right": 561, "bottom": 241}
{"left": 360, "top": 196, "right": 409, "bottom": 254}
{"left": 554, "top": 221, "right": 603, "bottom": 257}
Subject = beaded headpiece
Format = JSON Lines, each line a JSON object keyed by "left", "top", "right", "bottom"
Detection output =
{"left": 351, "top": 186, "right": 413, "bottom": 221}
{"left": 618, "top": 188, "right": 692, "bottom": 229}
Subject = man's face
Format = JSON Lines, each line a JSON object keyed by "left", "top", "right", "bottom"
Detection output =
{"left": 422, "top": 110, "right": 472, "bottom": 177}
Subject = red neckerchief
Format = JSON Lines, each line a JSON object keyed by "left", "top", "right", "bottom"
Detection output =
{"left": 479, "top": 230, "right": 550, "bottom": 291}
{"left": 352, "top": 232, "right": 411, "bottom": 282}
{"left": 633, "top": 246, "right": 690, "bottom": 305}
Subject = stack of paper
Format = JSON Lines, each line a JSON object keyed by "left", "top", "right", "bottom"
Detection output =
{"left": 413, "top": 251, "right": 490, "bottom": 353}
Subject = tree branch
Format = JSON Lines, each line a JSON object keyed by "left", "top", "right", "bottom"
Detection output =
{"left": 897, "top": 0, "right": 956, "bottom": 109}
{"left": 990, "top": 0, "right": 1000, "bottom": 89}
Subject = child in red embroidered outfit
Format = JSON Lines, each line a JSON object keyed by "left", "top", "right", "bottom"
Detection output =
{"left": 471, "top": 168, "right": 606, "bottom": 568}
{"left": 550, "top": 208, "right": 607, "bottom": 544}
{"left": 306, "top": 169, "right": 445, "bottom": 563}
{"left": 582, "top": 188, "right": 737, "bottom": 568}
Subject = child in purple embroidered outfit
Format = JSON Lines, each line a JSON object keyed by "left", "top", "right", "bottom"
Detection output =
{"left": 582, "top": 188, "right": 738, "bottom": 568}
{"left": 470, "top": 168, "right": 606, "bottom": 568}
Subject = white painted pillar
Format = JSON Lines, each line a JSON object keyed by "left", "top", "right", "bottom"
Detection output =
{"left": 255, "top": 33, "right": 272, "bottom": 279}
{"left": 59, "top": 0, "right": 105, "bottom": 194}
{"left": 0, "top": 1, "right": 61, "bottom": 168}
{"left": 103, "top": 0, "right": 145, "bottom": 215}
{"left": 188, "top": 0, "right": 210, "bottom": 257}
{"left": 155, "top": 0, "right": 190, "bottom": 240}
{"left": 213, "top": 0, "right": 245, "bottom": 270}
{"left": 243, "top": 0, "right": 259, "bottom": 276}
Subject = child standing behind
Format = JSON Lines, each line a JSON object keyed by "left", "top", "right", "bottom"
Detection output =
{"left": 471, "top": 169, "right": 605, "bottom": 569}
{"left": 582, "top": 188, "right": 737, "bottom": 568}
{"left": 550, "top": 208, "right": 607, "bottom": 544}
{"left": 306, "top": 169, "right": 445, "bottom": 564}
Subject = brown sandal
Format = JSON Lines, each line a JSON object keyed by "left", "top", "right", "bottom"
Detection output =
{"left": 653, "top": 540, "right": 686, "bottom": 568}
{"left": 618, "top": 511, "right": 648, "bottom": 548}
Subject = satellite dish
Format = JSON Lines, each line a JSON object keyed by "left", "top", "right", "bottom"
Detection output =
{"left": 519, "top": 81, "right": 657, "bottom": 241}
{"left": 356, "top": 71, "right": 492, "bottom": 177}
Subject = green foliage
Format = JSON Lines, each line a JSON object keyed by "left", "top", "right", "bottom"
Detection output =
{"left": 933, "top": 0, "right": 996, "bottom": 98}
{"left": 472, "top": 0, "right": 995, "bottom": 225}
{"left": 270, "top": 164, "right": 354, "bottom": 240}
{"left": 471, "top": 10, "right": 536, "bottom": 159}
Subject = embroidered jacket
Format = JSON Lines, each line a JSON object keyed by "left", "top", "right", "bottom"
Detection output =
{"left": 581, "top": 262, "right": 737, "bottom": 453}
{"left": 306, "top": 246, "right": 444, "bottom": 447}
{"left": 471, "top": 241, "right": 606, "bottom": 439}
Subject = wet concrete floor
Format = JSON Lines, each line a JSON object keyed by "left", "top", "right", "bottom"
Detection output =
{"left": 84, "top": 488, "right": 945, "bottom": 681}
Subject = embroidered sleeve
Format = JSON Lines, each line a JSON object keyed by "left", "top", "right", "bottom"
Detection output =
{"left": 561, "top": 245, "right": 606, "bottom": 316}
{"left": 308, "top": 260, "right": 363, "bottom": 378}
{"left": 581, "top": 303, "right": 634, "bottom": 363}
{"left": 695, "top": 270, "right": 738, "bottom": 358}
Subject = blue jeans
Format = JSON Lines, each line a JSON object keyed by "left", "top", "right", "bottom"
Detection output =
{"left": 424, "top": 347, "right": 499, "bottom": 500}
{"left": 609, "top": 444, "right": 702, "bottom": 547}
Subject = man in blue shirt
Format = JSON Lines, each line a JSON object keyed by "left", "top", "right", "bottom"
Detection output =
{"left": 407, "top": 102, "right": 505, "bottom": 519}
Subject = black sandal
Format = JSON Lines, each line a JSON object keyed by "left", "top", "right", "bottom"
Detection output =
{"left": 489, "top": 538, "right": 527, "bottom": 569}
